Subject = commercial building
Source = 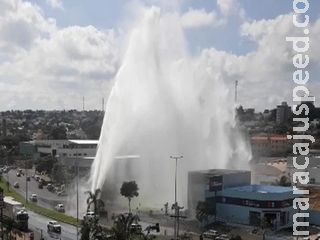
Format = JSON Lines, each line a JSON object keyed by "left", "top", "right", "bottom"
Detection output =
{"left": 188, "top": 169, "right": 302, "bottom": 230}
{"left": 206, "top": 185, "right": 299, "bottom": 229}
{"left": 20, "top": 139, "right": 98, "bottom": 168}
{"left": 250, "top": 135, "right": 293, "bottom": 157}
{"left": 188, "top": 169, "right": 251, "bottom": 215}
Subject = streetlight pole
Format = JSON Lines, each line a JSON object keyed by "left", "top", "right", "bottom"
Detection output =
{"left": 75, "top": 155, "right": 79, "bottom": 240}
{"left": 25, "top": 155, "right": 28, "bottom": 204}
{"left": 170, "top": 155, "right": 183, "bottom": 240}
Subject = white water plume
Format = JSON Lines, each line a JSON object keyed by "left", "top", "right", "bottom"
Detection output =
{"left": 90, "top": 6, "right": 251, "bottom": 208}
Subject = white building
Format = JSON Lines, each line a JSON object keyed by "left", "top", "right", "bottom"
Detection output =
{"left": 25, "top": 139, "right": 98, "bottom": 168}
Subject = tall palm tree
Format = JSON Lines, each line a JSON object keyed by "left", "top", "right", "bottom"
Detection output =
{"left": 85, "top": 188, "right": 101, "bottom": 214}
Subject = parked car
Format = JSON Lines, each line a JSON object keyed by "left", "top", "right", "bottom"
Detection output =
{"left": 55, "top": 204, "right": 65, "bottom": 213}
{"left": 30, "top": 194, "right": 38, "bottom": 202}
{"left": 13, "top": 182, "right": 19, "bottom": 188}
{"left": 47, "top": 221, "right": 61, "bottom": 234}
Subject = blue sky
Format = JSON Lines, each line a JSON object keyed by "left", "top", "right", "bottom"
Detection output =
{"left": 30, "top": 0, "right": 320, "bottom": 55}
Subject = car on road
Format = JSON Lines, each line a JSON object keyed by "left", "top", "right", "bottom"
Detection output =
{"left": 47, "top": 220, "right": 62, "bottom": 234}
{"left": 30, "top": 194, "right": 38, "bottom": 202}
{"left": 47, "top": 184, "right": 54, "bottom": 192}
{"left": 216, "top": 234, "right": 230, "bottom": 240}
{"left": 26, "top": 176, "right": 30, "bottom": 181}
{"left": 203, "top": 230, "right": 219, "bottom": 240}
{"left": 130, "top": 223, "right": 142, "bottom": 234}
{"left": 16, "top": 172, "right": 21, "bottom": 177}
{"left": 13, "top": 182, "right": 19, "bottom": 188}
{"left": 55, "top": 203, "right": 65, "bottom": 213}
{"left": 83, "top": 211, "right": 96, "bottom": 220}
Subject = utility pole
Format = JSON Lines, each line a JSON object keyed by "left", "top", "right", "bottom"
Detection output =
{"left": 76, "top": 155, "right": 79, "bottom": 240}
{"left": 170, "top": 155, "right": 183, "bottom": 240}
{"left": 25, "top": 155, "right": 28, "bottom": 204}
{"left": 235, "top": 80, "right": 238, "bottom": 104}
{"left": 0, "top": 187, "right": 4, "bottom": 240}
{"left": 82, "top": 96, "right": 85, "bottom": 111}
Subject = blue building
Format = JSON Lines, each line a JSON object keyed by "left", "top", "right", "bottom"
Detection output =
{"left": 206, "top": 184, "right": 300, "bottom": 230}
{"left": 188, "top": 169, "right": 302, "bottom": 230}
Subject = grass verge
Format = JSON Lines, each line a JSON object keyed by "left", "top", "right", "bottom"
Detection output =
{"left": 0, "top": 179, "right": 80, "bottom": 226}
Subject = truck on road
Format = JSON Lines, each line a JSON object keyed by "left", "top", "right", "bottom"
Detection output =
{"left": 3, "top": 196, "right": 29, "bottom": 231}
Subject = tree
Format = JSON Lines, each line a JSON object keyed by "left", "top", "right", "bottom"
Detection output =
{"left": 86, "top": 189, "right": 102, "bottom": 214}
{"left": 48, "top": 126, "right": 67, "bottom": 139}
{"left": 276, "top": 175, "right": 291, "bottom": 187}
{"left": 120, "top": 181, "right": 139, "bottom": 213}
{"left": 111, "top": 213, "right": 140, "bottom": 240}
{"left": 196, "top": 200, "right": 215, "bottom": 226}
{"left": 51, "top": 163, "right": 69, "bottom": 184}
{"left": 80, "top": 214, "right": 107, "bottom": 240}
{"left": 81, "top": 188, "right": 109, "bottom": 240}
{"left": 36, "top": 156, "right": 55, "bottom": 174}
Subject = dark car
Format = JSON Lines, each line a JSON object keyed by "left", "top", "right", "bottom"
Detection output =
{"left": 38, "top": 183, "right": 43, "bottom": 189}
{"left": 26, "top": 176, "right": 31, "bottom": 181}
{"left": 47, "top": 184, "right": 54, "bottom": 192}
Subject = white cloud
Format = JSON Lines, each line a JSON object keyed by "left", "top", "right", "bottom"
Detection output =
{"left": 199, "top": 14, "right": 320, "bottom": 111}
{"left": 46, "top": 0, "right": 63, "bottom": 9}
{"left": 0, "top": 0, "right": 119, "bottom": 110}
{"left": 217, "top": 0, "right": 246, "bottom": 19}
{"left": 180, "top": 8, "right": 219, "bottom": 29}
{"left": 0, "top": 0, "right": 56, "bottom": 59}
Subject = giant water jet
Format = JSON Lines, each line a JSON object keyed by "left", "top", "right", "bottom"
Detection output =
{"left": 90, "top": 7, "right": 251, "bottom": 209}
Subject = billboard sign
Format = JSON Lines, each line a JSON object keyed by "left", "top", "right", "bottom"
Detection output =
{"left": 209, "top": 175, "right": 223, "bottom": 192}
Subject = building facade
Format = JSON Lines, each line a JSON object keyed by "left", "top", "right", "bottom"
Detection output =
{"left": 20, "top": 139, "right": 98, "bottom": 168}
{"left": 206, "top": 185, "right": 300, "bottom": 230}
{"left": 188, "top": 169, "right": 302, "bottom": 230}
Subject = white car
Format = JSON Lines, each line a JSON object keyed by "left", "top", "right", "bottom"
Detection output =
{"left": 203, "top": 230, "right": 219, "bottom": 240}
{"left": 47, "top": 220, "right": 61, "bottom": 234}
{"left": 55, "top": 203, "right": 65, "bottom": 213}
{"left": 29, "top": 194, "right": 37, "bottom": 202}
{"left": 83, "top": 211, "right": 96, "bottom": 220}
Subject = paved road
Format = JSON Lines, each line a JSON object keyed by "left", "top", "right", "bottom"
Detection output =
{"left": 28, "top": 211, "right": 78, "bottom": 240}
{"left": 4, "top": 170, "right": 67, "bottom": 210}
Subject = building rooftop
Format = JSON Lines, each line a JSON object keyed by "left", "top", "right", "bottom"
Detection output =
{"left": 189, "top": 169, "right": 250, "bottom": 176}
{"left": 228, "top": 184, "right": 293, "bottom": 194}
{"left": 68, "top": 140, "right": 99, "bottom": 145}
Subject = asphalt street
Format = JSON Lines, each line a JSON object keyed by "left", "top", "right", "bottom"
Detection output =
{"left": 28, "top": 211, "right": 78, "bottom": 240}
{"left": 4, "top": 170, "right": 67, "bottom": 210}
